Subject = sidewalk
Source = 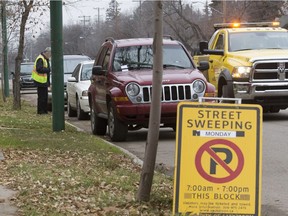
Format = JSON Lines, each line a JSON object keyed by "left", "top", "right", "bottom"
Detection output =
{"left": 0, "top": 151, "right": 18, "bottom": 216}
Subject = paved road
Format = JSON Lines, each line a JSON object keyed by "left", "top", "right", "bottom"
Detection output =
{"left": 21, "top": 91, "right": 288, "bottom": 215}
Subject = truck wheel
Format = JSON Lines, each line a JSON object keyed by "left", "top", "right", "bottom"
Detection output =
{"left": 91, "top": 107, "right": 107, "bottom": 135}
{"left": 270, "top": 107, "right": 280, "bottom": 113}
{"left": 222, "top": 85, "right": 229, "bottom": 97}
{"left": 108, "top": 102, "right": 128, "bottom": 142}
{"left": 76, "top": 98, "right": 88, "bottom": 120}
{"left": 67, "top": 97, "right": 77, "bottom": 117}
{"left": 221, "top": 85, "right": 234, "bottom": 103}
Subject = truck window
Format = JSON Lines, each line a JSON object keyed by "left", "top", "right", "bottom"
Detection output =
{"left": 214, "top": 34, "right": 224, "bottom": 50}
{"left": 229, "top": 31, "right": 288, "bottom": 52}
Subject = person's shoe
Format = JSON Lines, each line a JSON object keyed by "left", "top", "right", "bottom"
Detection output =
{"left": 37, "top": 111, "right": 48, "bottom": 115}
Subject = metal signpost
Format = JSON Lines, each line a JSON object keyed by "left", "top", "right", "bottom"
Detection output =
{"left": 173, "top": 99, "right": 262, "bottom": 215}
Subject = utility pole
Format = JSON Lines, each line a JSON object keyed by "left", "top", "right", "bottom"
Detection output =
{"left": 223, "top": 0, "right": 226, "bottom": 22}
{"left": 78, "top": 16, "right": 90, "bottom": 54}
{"left": 1, "top": 1, "right": 9, "bottom": 99}
{"left": 93, "top": 7, "right": 105, "bottom": 29}
{"left": 78, "top": 15, "right": 90, "bottom": 29}
{"left": 50, "top": 0, "right": 65, "bottom": 131}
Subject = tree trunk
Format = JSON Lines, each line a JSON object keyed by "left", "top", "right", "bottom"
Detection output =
{"left": 137, "top": 0, "right": 163, "bottom": 202}
{"left": 13, "top": 1, "right": 34, "bottom": 110}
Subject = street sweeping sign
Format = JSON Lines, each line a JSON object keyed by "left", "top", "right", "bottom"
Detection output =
{"left": 173, "top": 102, "right": 262, "bottom": 216}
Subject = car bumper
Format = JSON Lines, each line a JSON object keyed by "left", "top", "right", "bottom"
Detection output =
{"left": 20, "top": 81, "right": 36, "bottom": 89}
{"left": 115, "top": 102, "right": 178, "bottom": 125}
{"left": 234, "top": 81, "right": 288, "bottom": 105}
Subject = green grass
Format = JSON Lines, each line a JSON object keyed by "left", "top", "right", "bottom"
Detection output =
{"left": 0, "top": 96, "right": 173, "bottom": 216}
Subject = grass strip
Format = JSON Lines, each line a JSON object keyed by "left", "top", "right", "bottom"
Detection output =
{"left": 0, "top": 96, "right": 173, "bottom": 215}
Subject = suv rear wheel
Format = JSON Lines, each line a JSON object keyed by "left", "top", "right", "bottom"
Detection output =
{"left": 108, "top": 102, "right": 128, "bottom": 142}
{"left": 91, "top": 107, "right": 107, "bottom": 135}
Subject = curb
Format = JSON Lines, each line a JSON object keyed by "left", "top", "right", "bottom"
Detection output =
{"left": 65, "top": 121, "right": 144, "bottom": 167}
{"left": 65, "top": 121, "right": 174, "bottom": 176}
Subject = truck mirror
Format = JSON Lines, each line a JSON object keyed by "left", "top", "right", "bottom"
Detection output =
{"left": 92, "top": 66, "right": 105, "bottom": 76}
{"left": 199, "top": 41, "right": 208, "bottom": 54}
{"left": 199, "top": 41, "right": 224, "bottom": 56}
{"left": 197, "top": 61, "right": 209, "bottom": 71}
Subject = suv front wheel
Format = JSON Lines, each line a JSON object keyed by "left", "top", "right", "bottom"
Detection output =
{"left": 108, "top": 102, "right": 128, "bottom": 142}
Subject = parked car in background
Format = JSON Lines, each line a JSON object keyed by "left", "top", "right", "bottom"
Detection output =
{"left": 19, "top": 62, "right": 35, "bottom": 89}
{"left": 67, "top": 60, "right": 94, "bottom": 120}
{"left": 47, "top": 55, "right": 91, "bottom": 110}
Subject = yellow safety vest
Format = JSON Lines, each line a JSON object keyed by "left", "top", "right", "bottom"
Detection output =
{"left": 31, "top": 54, "right": 49, "bottom": 83}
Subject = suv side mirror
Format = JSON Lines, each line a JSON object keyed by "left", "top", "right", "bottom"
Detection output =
{"left": 92, "top": 66, "right": 106, "bottom": 76}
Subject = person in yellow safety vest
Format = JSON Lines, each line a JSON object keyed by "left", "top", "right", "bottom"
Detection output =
{"left": 32, "top": 47, "right": 51, "bottom": 114}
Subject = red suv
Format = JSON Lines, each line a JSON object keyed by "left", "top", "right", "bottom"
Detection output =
{"left": 88, "top": 37, "right": 215, "bottom": 141}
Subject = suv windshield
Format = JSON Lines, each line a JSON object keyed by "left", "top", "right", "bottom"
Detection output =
{"left": 229, "top": 31, "right": 288, "bottom": 52}
{"left": 113, "top": 44, "right": 193, "bottom": 71}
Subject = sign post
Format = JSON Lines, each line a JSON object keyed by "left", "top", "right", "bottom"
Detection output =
{"left": 173, "top": 102, "right": 262, "bottom": 216}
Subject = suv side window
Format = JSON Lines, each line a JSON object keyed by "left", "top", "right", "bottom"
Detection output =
{"left": 214, "top": 34, "right": 224, "bottom": 50}
{"left": 102, "top": 49, "right": 111, "bottom": 70}
{"left": 96, "top": 46, "right": 111, "bottom": 71}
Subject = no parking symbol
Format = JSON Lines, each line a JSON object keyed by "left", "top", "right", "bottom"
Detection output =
{"left": 195, "top": 139, "right": 244, "bottom": 183}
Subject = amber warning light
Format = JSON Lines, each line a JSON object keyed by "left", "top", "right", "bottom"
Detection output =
{"left": 214, "top": 21, "right": 280, "bottom": 30}
{"left": 232, "top": 23, "right": 240, "bottom": 28}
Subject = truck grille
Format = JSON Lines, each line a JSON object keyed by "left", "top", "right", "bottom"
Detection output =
{"left": 253, "top": 61, "right": 288, "bottom": 81}
{"left": 142, "top": 84, "right": 199, "bottom": 102}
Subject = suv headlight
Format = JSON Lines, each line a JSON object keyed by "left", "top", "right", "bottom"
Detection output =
{"left": 126, "top": 82, "right": 140, "bottom": 96}
{"left": 125, "top": 82, "right": 143, "bottom": 103}
{"left": 192, "top": 79, "right": 205, "bottom": 93}
{"left": 232, "top": 66, "right": 251, "bottom": 78}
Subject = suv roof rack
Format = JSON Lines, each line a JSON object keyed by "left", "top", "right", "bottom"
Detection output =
{"left": 163, "top": 35, "right": 174, "bottom": 40}
{"left": 105, "top": 37, "right": 115, "bottom": 43}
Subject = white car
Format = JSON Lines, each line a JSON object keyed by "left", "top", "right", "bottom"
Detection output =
{"left": 47, "top": 55, "right": 91, "bottom": 111}
{"left": 66, "top": 60, "right": 94, "bottom": 120}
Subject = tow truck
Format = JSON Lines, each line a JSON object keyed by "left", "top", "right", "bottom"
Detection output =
{"left": 193, "top": 22, "right": 288, "bottom": 112}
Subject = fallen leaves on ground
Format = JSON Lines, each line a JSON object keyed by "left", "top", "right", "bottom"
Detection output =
{"left": 0, "top": 148, "right": 173, "bottom": 216}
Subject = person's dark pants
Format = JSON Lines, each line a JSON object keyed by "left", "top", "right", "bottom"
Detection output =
{"left": 37, "top": 86, "right": 48, "bottom": 114}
